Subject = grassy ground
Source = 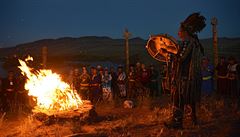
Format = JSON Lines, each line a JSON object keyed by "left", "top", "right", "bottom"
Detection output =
{"left": 0, "top": 94, "right": 239, "bottom": 137}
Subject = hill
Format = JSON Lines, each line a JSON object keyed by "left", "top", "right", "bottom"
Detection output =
{"left": 0, "top": 36, "right": 239, "bottom": 64}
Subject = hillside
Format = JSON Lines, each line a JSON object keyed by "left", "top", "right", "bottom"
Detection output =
{"left": 0, "top": 36, "right": 239, "bottom": 64}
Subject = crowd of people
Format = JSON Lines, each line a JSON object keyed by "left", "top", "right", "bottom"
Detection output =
{"left": 0, "top": 70, "right": 29, "bottom": 113}
{"left": 64, "top": 62, "right": 161, "bottom": 105}
{"left": 216, "top": 56, "right": 240, "bottom": 98}
{"left": 0, "top": 56, "right": 239, "bottom": 114}
{"left": 198, "top": 56, "right": 240, "bottom": 99}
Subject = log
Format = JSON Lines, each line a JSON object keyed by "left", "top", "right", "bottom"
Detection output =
{"left": 33, "top": 100, "right": 97, "bottom": 125}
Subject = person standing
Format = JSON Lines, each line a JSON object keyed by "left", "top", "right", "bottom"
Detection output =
{"left": 2, "top": 71, "right": 17, "bottom": 112}
{"left": 149, "top": 64, "right": 159, "bottom": 97}
{"left": 227, "top": 56, "right": 238, "bottom": 97}
{"left": 79, "top": 66, "right": 90, "bottom": 100}
{"left": 102, "top": 68, "right": 112, "bottom": 102}
{"left": 140, "top": 64, "right": 150, "bottom": 91}
{"left": 66, "top": 69, "right": 74, "bottom": 89}
{"left": 135, "top": 62, "right": 142, "bottom": 84}
{"left": 16, "top": 73, "right": 29, "bottom": 113}
{"left": 201, "top": 57, "right": 214, "bottom": 97}
{"left": 110, "top": 67, "right": 118, "bottom": 99}
{"left": 164, "top": 13, "right": 206, "bottom": 129}
{"left": 117, "top": 66, "right": 126, "bottom": 98}
{"left": 216, "top": 56, "right": 228, "bottom": 96}
{"left": 128, "top": 65, "right": 137, "bottom": 99}
{"left": 72, "top": 68, "right": 80, "bottom": 94}
{"left": 135, "top": 62, "right": 145, "bottom": 98}
{"left": 89, "top": 67, "right": 101, "bottom": 104}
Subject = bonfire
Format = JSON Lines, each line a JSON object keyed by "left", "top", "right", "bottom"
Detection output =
{"left": 18, "top": 56, "right": 84, "bottom": 115}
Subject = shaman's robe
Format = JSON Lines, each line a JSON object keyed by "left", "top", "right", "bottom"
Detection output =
{"left": 171, "top": 37, "right": 203, "bottom": 121}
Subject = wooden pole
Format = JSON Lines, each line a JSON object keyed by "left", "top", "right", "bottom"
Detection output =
{"left": 124, "top": 28, "right": 131, "bottom": 74}
{"left": 42, "top": 46, "right": 48, "bottom": 68}
{"left": 211, "top": 17, "right": 218, "bottom": 91}
{"left": 211, "top": 17, "right": 218, "bottom": 77}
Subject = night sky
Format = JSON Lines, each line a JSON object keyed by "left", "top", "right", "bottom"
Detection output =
{"left": 1, "top": 0, "right": 240, "bottom": 47}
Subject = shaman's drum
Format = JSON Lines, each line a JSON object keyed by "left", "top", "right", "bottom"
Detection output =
{"left": 146, "top": 34, "right": 179, "bottom": 62}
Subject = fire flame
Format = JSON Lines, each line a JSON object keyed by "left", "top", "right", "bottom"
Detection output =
{"left": 24, "top": 55, "right": 33, "bottom": 62}
{"left": 18, "top": 57, "right": 83, "bottom": 115}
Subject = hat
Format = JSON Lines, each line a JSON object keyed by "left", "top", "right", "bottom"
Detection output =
{"left": 118, "top": 65, "right": 123, "bottom": 68}
{"left": 97, "top": 65, "right": 102, "bottom": 70}
{"left": 180, "top": 12, "right": 206, "bottom": 35}
{"left": 129, "top": 64, "right": 134, "bottom": 68}
{"left": 136, "top": 62, "right": 141, "bottom": 66}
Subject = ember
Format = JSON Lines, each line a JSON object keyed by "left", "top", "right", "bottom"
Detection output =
{"left": 18, "top": 57, "right": 85, "bottom": 115}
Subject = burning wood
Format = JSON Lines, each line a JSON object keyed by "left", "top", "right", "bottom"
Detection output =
{"left": 33, "top": 100, "right": 96, "bottom": 125}
{"left": 18, "top": 56, "right": 95, "bottom": 121}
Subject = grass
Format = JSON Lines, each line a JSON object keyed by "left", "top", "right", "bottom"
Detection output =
{"left": 0, "top": 94, "right": 239, "bottom": 136}
{"left": 0, "top": 112, "right": 6, "bottom": 128}
{"left": 16, "top": 115, "right": 35, "bottom": 136}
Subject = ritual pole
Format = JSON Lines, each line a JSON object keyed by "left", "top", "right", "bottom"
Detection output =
{"left": 211, "top": 17, "right": 218, "bottom": 89}
{"left": 211, "top": 17, "right": 218, "bottom": 70}
{"left": 124, "top": 28, "right": 131, "bottom": 74}
{"left": 42, "top": 46, "right": 48, "bottom": 68}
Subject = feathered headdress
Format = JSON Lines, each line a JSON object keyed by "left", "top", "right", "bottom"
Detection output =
{"left": 180, "top": 12, "right": 206, "bottom": 35}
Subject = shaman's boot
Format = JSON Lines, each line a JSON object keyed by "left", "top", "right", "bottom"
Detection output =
{"left": 164, "top": 108, "right": 183, "bottom": 129}
{"left": 164, "top": 119, "right": 183, "bottom": 129}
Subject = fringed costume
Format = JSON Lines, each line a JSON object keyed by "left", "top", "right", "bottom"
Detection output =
{"left": 165, "top": 13, "right": 206, "bottom": 129}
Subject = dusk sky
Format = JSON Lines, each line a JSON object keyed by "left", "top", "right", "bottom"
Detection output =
{"left": 0, "top": 0, "right": 240, "bottom": 47}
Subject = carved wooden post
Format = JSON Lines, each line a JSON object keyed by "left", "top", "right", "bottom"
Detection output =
{"left": 211, "top": 17, "right": 218, "bottom": 79}
{"left": 42, "top": 46, "right": 48, "bottom": 68}
{"left": 124, "top": 28, "right": 131, "bottom": 74}
{"left": 211, "top": 17, "right": 218, "bottom": 91}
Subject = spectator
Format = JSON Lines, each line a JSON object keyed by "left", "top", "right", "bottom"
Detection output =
{"left": 1, "top": 71, "right": 17, "bottom": 112}
{"left": 117, "top": 66, "right": 126, "bottom": 98}
{"left": 128, "top": 65, "right": 137, "bottom": 99}
{"left": 102, "top": 68, "right": 112, "bottom": 102}
{"left": 140, "top": 64, "right": 150, "bottom": 90}
{"left": 201, "top": 57, "right": 214, "bottom": 97}
{"left": 110, "top": 67, "right": 118, "bottom": 99}
{"left": 227, "top": 56, "right": 238, "bottom": 97}
{"left": 66, "top": 69, "right": 74, "bottom": 89}
{"left": 89, "top": 67, "right": 101, "bottom": 104}
{"left": 73, "top": 68, "right": 80, "bottom": 94}
{"left": 79, "top": 66, "right": 90, "bottom": 100}
{"left": 216, "top": 56, "right": 228, "bottom": 96}
{"left": 149, "top": 64, "right": 159, "bottom": 97}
